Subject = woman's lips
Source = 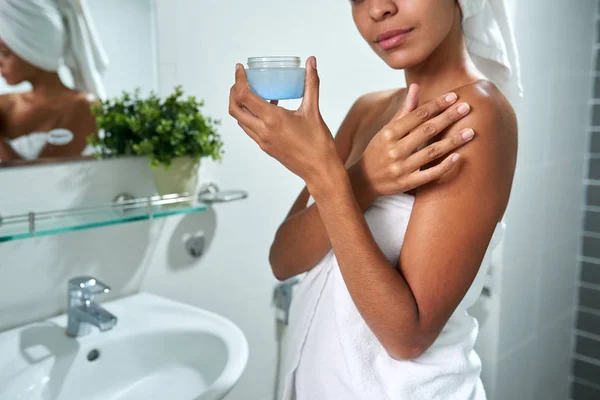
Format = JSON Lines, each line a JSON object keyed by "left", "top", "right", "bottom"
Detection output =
{"left": 375, "top": 28, "right": 414, "bottom": 50}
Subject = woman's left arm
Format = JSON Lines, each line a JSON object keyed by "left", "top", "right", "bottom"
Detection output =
{"left": 309, "top": 87, "right": 517, "bottom": 360}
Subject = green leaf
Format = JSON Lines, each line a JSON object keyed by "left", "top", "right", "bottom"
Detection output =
{"left": 91, "top": 86, "right": 224, "bottom": 167}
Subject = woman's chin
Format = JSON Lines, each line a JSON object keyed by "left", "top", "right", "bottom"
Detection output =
{"left": 378, "top": 52, "right": 423, "bottom": 71}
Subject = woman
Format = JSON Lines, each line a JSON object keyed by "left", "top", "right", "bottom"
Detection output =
{"left": 230, "top": 0, "right": 520, "bottom": 398}
{"left": 0, "top": 0, "right": 109, "bottom": 162}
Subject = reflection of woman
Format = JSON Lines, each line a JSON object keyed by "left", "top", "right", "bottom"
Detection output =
{"left": 0, "top": 0, "right": 109, "bottom": 162}
{"left": 230, "top": 0, "right": 521, "bottom": 399}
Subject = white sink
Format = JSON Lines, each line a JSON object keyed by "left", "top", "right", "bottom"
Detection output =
{"left": 0, "top": 293, "right": 248, "bottom": 400}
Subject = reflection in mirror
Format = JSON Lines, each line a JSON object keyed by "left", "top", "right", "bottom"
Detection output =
{"left": 0, "top": 0, "right": 158, "bottom": 168}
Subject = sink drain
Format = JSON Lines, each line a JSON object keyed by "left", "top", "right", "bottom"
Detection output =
{"left": 87, "top": 349, "right": 100, "bottom": 362}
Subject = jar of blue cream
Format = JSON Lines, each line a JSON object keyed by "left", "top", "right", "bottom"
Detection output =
{"left": 246, "top": 56, "right": 305, "bottom": 101}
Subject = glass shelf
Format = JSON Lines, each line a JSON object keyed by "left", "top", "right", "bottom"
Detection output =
{"left": 0, "top": 192, "right": 223, "bottom": 243}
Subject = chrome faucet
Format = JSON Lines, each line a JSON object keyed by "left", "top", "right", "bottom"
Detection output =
{"left": 66, "top": 276, "right": 117, "bottom": 337}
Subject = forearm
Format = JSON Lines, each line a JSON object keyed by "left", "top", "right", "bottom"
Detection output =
{"left": 269, "top": 163, "right": 378, "bottom": 281}
{"left": 307, "top": 162, "right": 425, "bottom": 360}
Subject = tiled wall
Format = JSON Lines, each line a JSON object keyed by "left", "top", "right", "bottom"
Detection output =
{"left": 572, "top": 5, "right": 600, "bottom": 399}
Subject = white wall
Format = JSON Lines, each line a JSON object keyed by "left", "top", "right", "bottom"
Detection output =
{"left": 490, "top": 1, "right": 596, "bottom": 399}
{"left": 85, "top": 0, "right": 159, "bottom": 97}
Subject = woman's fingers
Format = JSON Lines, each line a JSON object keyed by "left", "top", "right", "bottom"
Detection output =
{"left": 300, "top": 56, "right": 320, "bottom": 112}
{"left": 395, "top": 83, "right": 420, "bottom": 119}
{"left": 397, "top": 100, "right": 471, "bottom": 152}
{"left": 233, "top": 64, "right": 272, "bottom": 118}
{"left": 401, "top": 153, "right": 461, "bottom": 191}
{"left": 403, "top": 128, "right": 475, "bottom": 171}
{"left": 386, "top": 91, "right": 459, "bottom": 141}
{"left": 229, "top": 87, "right": 264, "bottom": 132}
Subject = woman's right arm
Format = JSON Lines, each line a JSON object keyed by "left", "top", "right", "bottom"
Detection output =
{"left": 268, "top": 94, "right": 378, "bottom": 281}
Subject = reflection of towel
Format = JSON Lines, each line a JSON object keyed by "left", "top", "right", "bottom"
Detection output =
{"left": 458, "top": 0, "right": 523, "bottom": 102}
{"left": 5, "top": 129, "right": 74, "bottom": 160}
{"left": 0, "top": 0, "right": 109, "bottom": 99}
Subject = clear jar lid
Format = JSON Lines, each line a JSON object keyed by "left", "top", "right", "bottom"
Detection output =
{"left": 247, "top": 56, "right": 301, "bottom": 69}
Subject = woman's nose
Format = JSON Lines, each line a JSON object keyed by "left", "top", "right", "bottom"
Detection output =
{"left": 369, "top": 0, "right": 398, "bottom": 22}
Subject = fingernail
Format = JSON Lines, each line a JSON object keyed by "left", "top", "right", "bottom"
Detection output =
{"left": 457, "top": 103, "right": 470, "bottom": 114}
{"left": 452, "top": 154, "right": 461, "bottom": 163}
{"left": 462, "top": 129, "right": 475, "bottom": 140}
{"left": 445, "top": 92, "right": 457, "bottom": 103}
{"left": 236, "top": 63, "right": 242, "bottom": 71}
{"left": 310, "top": 57, "right": 317, "bottom": 69}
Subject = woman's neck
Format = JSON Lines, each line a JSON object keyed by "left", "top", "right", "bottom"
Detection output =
{"left": 27, "top": 70, "right": 71, "bottom": 101}
{"left": 404, "top": 10, "right": 483, "bottom": 105}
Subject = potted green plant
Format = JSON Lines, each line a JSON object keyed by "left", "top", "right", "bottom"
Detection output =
{"left": 88, "top": 86, "right": 224, "bottom": 198}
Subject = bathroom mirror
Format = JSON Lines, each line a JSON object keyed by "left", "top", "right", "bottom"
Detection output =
{"left": 0, "top": 0, "right": 158, "bottom": 169}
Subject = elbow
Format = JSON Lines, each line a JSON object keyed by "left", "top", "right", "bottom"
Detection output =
{"left": 271, "top": 265, "right": 291, "bottom": 282}
{"left": 271, "top": 263, "right": 297, "bottom": 282}
{"left": 386, "top": 345, "right": 427, "bottom": 361}
{"left": 384, "top": 336, "right": 433, "bottom": 361}
{"left": 269, "top": 246, "right": 291, "bottom": 282}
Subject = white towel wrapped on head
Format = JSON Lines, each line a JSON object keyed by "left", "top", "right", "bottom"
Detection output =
{"left": 0, "top": 0, "right": 109, "bottom": 99}
{"left": 458, "top": 0, "right": 523, "bottom": 102}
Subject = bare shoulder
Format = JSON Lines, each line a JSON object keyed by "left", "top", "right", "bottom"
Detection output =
{"left": 62, "top": 92, "right": 97, "bottom": 123}
{"left": 71, "top": 91, "right": 99, "bottom": 111}
{"left": 334, "top": 87, "right": 406, "bottom": 165}
{"left": 353, "top": 87, "right": 406, "bottom": 122}
{"left": 432, "top": 79, "right": 518, "bottom": 178}
{"left": 56, "top": 91, "right": 98, "bottom": 134}
{"left": 452, "top": 80, "right": 518, "bottom": 143}
{"left": 337, "top": 87, "right": 406, "bottom": 134}
{"left": 423, "top": 79, "right": 518, "bottom": 219}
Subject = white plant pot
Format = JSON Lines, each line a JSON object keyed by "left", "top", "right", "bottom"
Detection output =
{"left": 151, "top": 156, "right": 200, "bottom": 200}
